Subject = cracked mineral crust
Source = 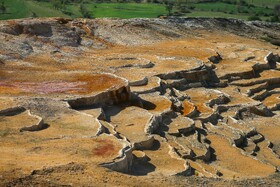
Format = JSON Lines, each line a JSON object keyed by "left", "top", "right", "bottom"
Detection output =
{"left": 0, "top": 17, "right": 280, "bottom": 186}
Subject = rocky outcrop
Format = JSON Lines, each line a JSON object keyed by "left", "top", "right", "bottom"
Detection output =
{"left": 0, "top": 106, "right": 25, "bottom": 116}
{"left": 68, "top": 85, "right": 131, "bottom": 108}
{"left": 129, "top": 77, "right": 148, "bottom": 86}
{"left": 167, "top": 116, "right": 195, "bottom": 136}
{"left": 234, "top": 104, "right": 274, "bottom": 120}
{"left": 67, "top": 75, "right": 131, "bottom": 108}
{"left": 19, "top": 110, "right": 47, "bottom": 132}
{"left": 208, "top": 52, "right": 222, "bottom": 64}
{"left": 130, "top": 76, "right": 161, "bottom": 94}
{"left": 100, "top": 141, "right": 133, "bottom": 173}
{"left": 1, "top": 17, "right": 280, "bottom": 182}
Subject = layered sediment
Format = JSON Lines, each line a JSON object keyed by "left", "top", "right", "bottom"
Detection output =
{"left": 0, "top": 17, "right": 280, "bottom": 186}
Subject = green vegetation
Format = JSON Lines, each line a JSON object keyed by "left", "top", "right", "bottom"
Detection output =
{"left": 185, "top": 10, "right": 249, "bottom": 19}
{"left": 193, "top": 2, "right": 273, "bottom": 16}
{"left": 244, "top": 0, "right": 279, "bottom": 8}
{"left": 0, "top": 0, "right": 67, "bottom": 20}
{"left": 80, "top": 3, "right": 91, "bottom": 18}
{"left": 86, "top": 3, "right": 166, "bottom": 18}
{"left": 169, "top": 0, "right": 279, "bottom": 21}
{"left": 0, "top": 2, "right": 6, "bottom": 14}
{"left": 0, "top": 0, "right": 279, "bottom": 22}
{"left": 247, "top": 14, "right": 261, "bottom": 21}
{"left": 187, "top": 1, "right": 275, "bottom": 20}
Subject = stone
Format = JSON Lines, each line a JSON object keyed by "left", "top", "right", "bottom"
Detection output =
{"left": 0, "top": 17, "right": 280, "bottom": 185}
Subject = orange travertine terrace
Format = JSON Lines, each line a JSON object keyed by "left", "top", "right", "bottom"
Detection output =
{"left": 0, "top": 17, "right": 280, "bottom": 186}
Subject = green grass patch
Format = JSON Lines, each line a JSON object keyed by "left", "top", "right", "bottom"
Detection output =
{"left": 0, "top": 0, "right": 278, "bottom": 21}
{"left": 193, "top": 2, "right": 274, "bottom": 16}
{"left": 0, "top": 0, "right": 29, "bottom": 20}
{"left": 0, "top": 0, "right": 68, "bottom": 20}
{"left": 65, "top": 4, "right": 83, "bottom": 18}
{"left": 244, "top": 0, "right": 279, "bottom": 8}
{"left": 86, "top": 3, "right": 167, "bottom": 19}
{"left": 0, "top": 1, "right": 167, "bottom": 20}
{"left": 184, "top": 10, "right": 250, "bottom": 20}
{"left": 194, "top": 2, "right": 237, "bottom": 13}
{"left": 25, "top": 0, "right": 68, "bottom": 18}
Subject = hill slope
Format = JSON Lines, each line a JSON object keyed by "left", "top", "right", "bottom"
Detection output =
{"left": 0, "top": 0, "right": 279, "bottom": 21}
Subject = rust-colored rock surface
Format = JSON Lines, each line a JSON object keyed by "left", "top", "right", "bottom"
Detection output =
{"left": 0, "top": 17, "right": 280, "bottom": 186}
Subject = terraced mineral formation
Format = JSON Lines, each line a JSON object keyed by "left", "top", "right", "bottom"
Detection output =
{"left": 0, "top": 17, "right": 280, "bottom": 186}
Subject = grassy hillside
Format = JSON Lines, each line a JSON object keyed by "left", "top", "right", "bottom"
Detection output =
{"left": 244, "top": 0, "right": 279, "bottom": 8}
{"left": 194, "top": 2, "right": 273, "bottom": 15}
{"left": 0, "top": 0, "right": 166, "bottom": 20}
{"left": 187, "top": 1, "right": 276, "bottom": 21}
{"left": 86, "top": 3, "right": 166, "bottom": 19}
{"left": 0, "top": 0, "right": 279, "bottom": 21}
{"left": 0, "top": 0, "right": 29, "bottom": 20}
{"left": 25, "top": 1, "right": 68, "bottom": 18}
{"left": 0, "top": 0, "right": 68, "bottom": 20}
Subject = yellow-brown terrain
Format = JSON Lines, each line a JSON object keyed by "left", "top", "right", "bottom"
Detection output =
{"left": 0, "top": 17, "right": 280, "bottom": 186}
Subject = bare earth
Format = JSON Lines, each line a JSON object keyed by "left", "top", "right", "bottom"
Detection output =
{"left": 0, "top": 17, "right": 280, "bottom": 186}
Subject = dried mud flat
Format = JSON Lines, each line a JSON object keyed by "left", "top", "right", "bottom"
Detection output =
{"left": 0, "top": 17, "right": 280, "bottom": 186}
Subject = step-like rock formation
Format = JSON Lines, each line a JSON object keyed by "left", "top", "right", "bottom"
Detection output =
{"left": 0, "top": 17, "right": 280, "bottom": 186}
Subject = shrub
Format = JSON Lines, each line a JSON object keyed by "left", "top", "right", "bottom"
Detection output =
{"left": 178, "top": 6, "right": 191, "bottom": 13}
{"left": 80, "top": 3, "right": 92, "bottom": 18}
{"left": 248, "top": 15, "right": 261, "bottom": 21}
{"left": 275, "top": 4, "right": 280, "bottom": 16}
{"left": 270, "top": 15, "right": 279, "bottom": 22}
{"left": 188, "top": 5, "right": 195, "bottom": 10}
{"left": 0, "top": 2, "right": 6, "bottom": 14}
